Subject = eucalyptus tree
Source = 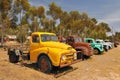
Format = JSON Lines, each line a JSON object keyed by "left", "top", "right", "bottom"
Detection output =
{"left": 69, "top": 11, "right": 81, "bottom": 20}
{"left": 14, "top": 0, "right": 30, "bottom": 44}
{"left": 92, "top": 22, "right": 111, "bottom": 39}
{"left": 98, "top": 22, "right": 111, "bottom": 32}
{"left": 41, "top": 18, "right": 55, "bottom": 32}
{"left": 0, "top": 0, "right": 12, "bottom": 46}
{"left": 47, "top": 2, "right": 63, "bottom": 33}
{"left": 58, "top": 11, "right": 71, "bottom": 35}
{"left": 14, "top": 0, "right": 30, "bottom": 25}
{"left": 114, "top": 32, "right": 120, "bottom": 41}
{"left": 47, "top": 2, "right": 62, "bottom": 20}
{"left": 91, "top": 18, "right": 98, "bottom": 24}
{"left": 25, "top": 6, "right": 45, "bottom": 32}
{"left": 69, "top": 11, "right": 81, "bottom": 35}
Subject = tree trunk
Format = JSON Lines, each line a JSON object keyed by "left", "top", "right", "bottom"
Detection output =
{"left": 1, "top": 20, "right": 5, "bottom": 47}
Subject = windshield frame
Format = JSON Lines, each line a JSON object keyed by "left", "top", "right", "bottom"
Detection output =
{"left": 74, "top": 37, "right": 82, "bottom": 42}
{"left": 41, "top": 34, "right": 58, "bottom": 42}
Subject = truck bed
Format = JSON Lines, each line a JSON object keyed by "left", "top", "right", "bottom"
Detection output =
{"left": 5, "top": 43, "right": 29, "bottom": 54}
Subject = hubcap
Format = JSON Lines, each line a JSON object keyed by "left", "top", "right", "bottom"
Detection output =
{"left": 40, "top": 58, "right": 48, "bottom": 71}
{"left": 94, "top": 49, "right": 98, "bottom": 54}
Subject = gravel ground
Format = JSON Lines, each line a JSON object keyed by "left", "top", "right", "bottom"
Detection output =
{"left": 0, "top": 45, "right": 120, "bottom": 80}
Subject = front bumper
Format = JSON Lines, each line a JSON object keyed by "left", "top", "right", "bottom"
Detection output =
{"left": 60, "top": 59, "right": 81, "bottom": 68}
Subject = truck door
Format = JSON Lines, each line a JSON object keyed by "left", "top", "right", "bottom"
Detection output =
{"left": 30, "top": 34, "right": 40, "bottom": 53}
{"left": 29, "top": 34, "right": 41, "bottom": 62}
{"left": 86, "top": 40, "right": 94, "bottom": 47}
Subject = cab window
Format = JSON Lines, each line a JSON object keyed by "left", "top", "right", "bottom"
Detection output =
{"left": 96, "top": 41, "right": 100, "bottom": 43}
{"left": 87, "top": 40, "right": 93, "bottom": 43}
{"left": 67, "top": 37, "right": 74, "bottom": 42}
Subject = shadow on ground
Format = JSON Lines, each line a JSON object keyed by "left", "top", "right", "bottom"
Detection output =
{"left": 17, "top": 61, "right": 78, "bottom": 78}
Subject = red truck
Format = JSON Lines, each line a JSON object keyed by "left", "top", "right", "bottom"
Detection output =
{"left": 59, "top": 35, "right": 93, "bottom": 60}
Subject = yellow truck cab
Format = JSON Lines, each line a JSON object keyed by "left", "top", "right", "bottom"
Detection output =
{"left": 8, "top": 32, "right": 79, "bottom": 73}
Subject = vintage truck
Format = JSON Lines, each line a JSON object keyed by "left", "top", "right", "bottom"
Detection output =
{"left": 8, "top": 32, "right": 79, "bottom": 73}
{"left": 96, "top": 39, "right": 111, "bottom": 51}
{"left": 59, "top": 35, "right": 93, "bottom": 60}
{"left": 84, "top": 38, "right": 104, "bottom": 54}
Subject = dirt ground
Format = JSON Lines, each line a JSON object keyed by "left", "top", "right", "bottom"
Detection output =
{"left": 0, "top": 44, "right": 120, "bottom": 80}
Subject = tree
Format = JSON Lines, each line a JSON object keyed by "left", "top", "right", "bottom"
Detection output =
{"left": 114, "top": 32, "right": 120, "bottom": 41}
{"left": 14, "top": 0, "right": 30, "bottom": 45}
{"left": 25, "top": 6, "right": 45, "bottom": 32}
{"left": 91, "top": 18, "right": 97, "bottom": 24}
{"left": 98, "top": 22, "right": 111, "bottom": 32}
{"left": 47, "top": 2, "right": 63, "bottom": 33}
{"left": 80, "top": 12, "right": 88, "bottom": 20}
{"left": 47, "top": 2, "right": 63, "bottom": 20}
{"left": 69, "top": 11, "right": 81, "bottom": 20}
{"left": 0, "top": 0, "right": 12, "bottom": 46}
{"left": 16, "top": 24, "right": 29, "bottom": 43}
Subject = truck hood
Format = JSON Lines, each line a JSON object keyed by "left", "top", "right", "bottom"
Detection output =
{"left": 41, "top": 42, "right": 72, "bottom": 50}
{"left": 94, "top": 43, "right": 102, "bottom": 47}
{"left": 75, "top": 42, "right": 90, "bottom": 47}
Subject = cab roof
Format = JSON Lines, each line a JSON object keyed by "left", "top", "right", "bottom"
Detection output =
{"left": 32, "top": 32, "right": 56, "bottom": 35}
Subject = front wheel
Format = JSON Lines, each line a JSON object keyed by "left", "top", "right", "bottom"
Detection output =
{"left": 104, "top": 47, "right": 108, "bottom": 52}
{"left": 94, "top": 49, "right": 100, "bottom": 55}
{"left": 77, "top": 51, "right": 84, "bottom": 60}
{"left": 38, "top": 55, "right": 52, "bottom": 73}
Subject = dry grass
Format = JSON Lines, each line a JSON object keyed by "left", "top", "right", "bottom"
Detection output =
{"left": 0, "top": 43, "right": 120, "bottom": 80}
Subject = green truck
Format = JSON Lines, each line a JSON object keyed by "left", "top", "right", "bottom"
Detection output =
{"left": 84, "top": 38, "right": 103, "bottom": 54}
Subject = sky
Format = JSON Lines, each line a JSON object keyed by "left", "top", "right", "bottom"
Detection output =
{"left": 29, "top": 0, "right": 120, "bottom": 33}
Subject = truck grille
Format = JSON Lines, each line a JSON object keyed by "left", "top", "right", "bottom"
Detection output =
{"left": 66, "top": 53, "right": 74, "bottom": 60}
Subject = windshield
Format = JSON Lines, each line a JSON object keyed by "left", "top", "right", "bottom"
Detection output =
{"left": 96, "top": 41, "right": 101, "bottom": 43}
{"left": 74, "top": 37, "right": 82, "bottom": 42}
{"left": 41, "top": 34, "right": 58, "bottom": 42}
{"left": 96, "top": 40, "right": 104, "bottom": 43}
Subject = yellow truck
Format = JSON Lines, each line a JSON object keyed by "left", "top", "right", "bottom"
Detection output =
{"left": 8, "top": 32, "right": 79, "bottom": 73}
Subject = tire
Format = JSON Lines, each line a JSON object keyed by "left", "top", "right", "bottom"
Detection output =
{"left": 9, "top": 52, "right": 19, "bottom": 63}
{"left": 84, "top": 55, "right": 90, "bottom": 59}
{"left": 104, "top": 47, "right": 108, "bottom": 52}
{"left": 94, "top": 48, "right": 100, "bottom": 55}
{"left": 109, "top": 46, "right": 111, "bottom": 49}
{"left": 114, "top": 44, "right": 117, "bottom": 47}
{"left": 38, "top": 55, "right": 52, "bottom": 73}
{"left": 77, "top": 51, "right": 84, "bottom": 60}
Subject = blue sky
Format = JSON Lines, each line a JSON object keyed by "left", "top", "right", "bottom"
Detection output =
{"left": 29, "top": 0, "right": 120, "bottom": 33}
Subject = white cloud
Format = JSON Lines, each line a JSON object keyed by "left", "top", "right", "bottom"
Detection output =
{"left": 97, "top": 10, "right": 120, "bottom": 32}
{"left": 98, "top": 10, "right": 120, "bottom": 24}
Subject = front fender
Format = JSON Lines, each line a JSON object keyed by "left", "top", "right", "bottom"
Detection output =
{"left": 46, "top": 48, "right": 75, "bottom": 67}
{"left": 94, "top": 46, "right": 103, "bottom": 52}
{"left": 47, "top": 48, "right": 63, "bottom": 66}
{"left": 30, "top": 47, "right": 64, "bottom": 67}
{"left": 75, "top": 47, "right": 91, "bottom": 56}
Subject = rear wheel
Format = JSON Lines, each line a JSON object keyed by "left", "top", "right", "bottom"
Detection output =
{"left": 9, "top": 52, "right": 19, "bottom": 63}
{"left": 38, "top": 55, "right": 52, "bottom": 73}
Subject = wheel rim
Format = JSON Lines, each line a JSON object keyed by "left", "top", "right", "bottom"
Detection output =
{"left": 94, "top": 49, "right": 99, "bottom": 54}
{"left": 40, "top": 58, "right": 49, "bottom": 71}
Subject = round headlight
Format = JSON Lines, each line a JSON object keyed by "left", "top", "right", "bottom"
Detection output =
{"left": 61, "top": 55, "right": 67, "bottom": 61}
{"left": 74, "top": 53, "right": 77, "bottom": 60}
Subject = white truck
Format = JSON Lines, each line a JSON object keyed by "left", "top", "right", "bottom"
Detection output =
{"left": 96, "top": 39, "right": 111, "bottom": 51}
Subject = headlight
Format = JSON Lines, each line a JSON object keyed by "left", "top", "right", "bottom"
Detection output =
{"left": 61, "top": 55, "right": 67, "bottom": 61}
{"left": 74, "top": 53, "right": 77, "bottom": 60}
{"left": 15, "top": 50, "right": 20, "bottom": 56}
